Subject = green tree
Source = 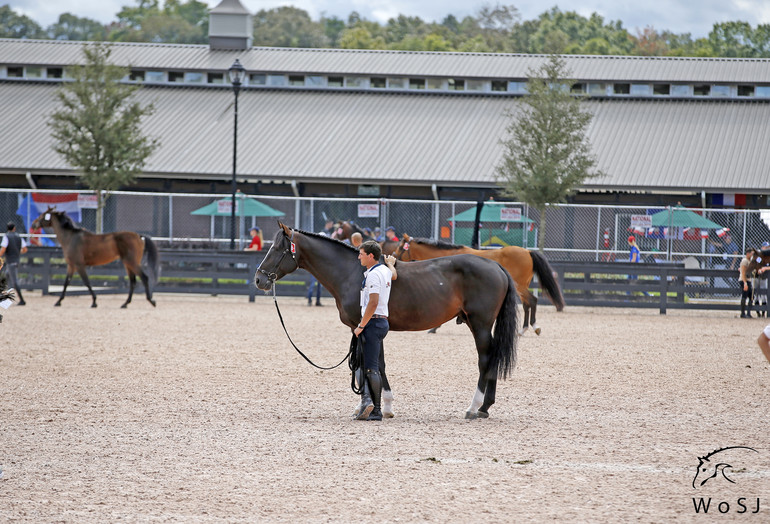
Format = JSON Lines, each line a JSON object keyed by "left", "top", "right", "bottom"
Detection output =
{"left": 497, "top": 55, "right": 602, "bottom": 250}
{"left": 0, "top": 4, "right": 46, "bottom": 38}
{"left": 252, "top": 7, "right": 328, "bottom": 47}
{"left": 339, "top": 26, "right": 386, "bottom": 49}
{"left": 49, "top": 43, "right": 159, "bottom": 233}
{"left": 47, "top": 13, "right": 106, "bottom": 41}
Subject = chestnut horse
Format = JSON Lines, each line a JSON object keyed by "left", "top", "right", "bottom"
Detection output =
{"left": 31, "top": 208, "right": 160, "bottom": 308}
{"left": 333, "top": 220, "right": 399, "bottom": 256}
{"left": 394, "top": 234, "right": 565, "bottom": 335}
{"left": 254, "top": 222, "right": 518, "bottom": 419}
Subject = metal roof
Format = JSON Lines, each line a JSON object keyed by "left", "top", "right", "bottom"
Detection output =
{"left": 1, "top": 81, "right": 769, "bottom": 193}
{"left": 5, "top": 38, "right": 770, "bottom": 82}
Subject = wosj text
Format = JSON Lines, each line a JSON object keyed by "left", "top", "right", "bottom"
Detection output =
{"left": 692, "top": 497, "right": 760, "bottom": 514}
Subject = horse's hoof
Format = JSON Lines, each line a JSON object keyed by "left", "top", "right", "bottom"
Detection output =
{"left": 477, "top": 410, "right": 490, "bottom": 419}
{"left": 427, "top": 328, "right": 437, "bottom": 334}
{"left": 383, "top": 410, "right": 395, "bottom": 419}
{"left": 150, "top": 300, "right": 156, "bottom": 307}
{"left": 465, "top": 411, "right": 479, "bottom": 420}
{"left": 54, "top": 303, "right": 61, "bottom": 307}
{"left": 91, "top": 304, "right": 97, "bottom": 308}
{"left": 534, "top": 325, "right": 542, "bottom": 336}
{"left": 120, "top": 304, "right": 128, "bottom": 309}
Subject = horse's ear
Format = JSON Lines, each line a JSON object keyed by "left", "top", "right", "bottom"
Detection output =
{"left": 402, "top": 233, "right": 411, "bottom": 242}
{"left": 278, "top": 222, "right": 292, "bottom": 236}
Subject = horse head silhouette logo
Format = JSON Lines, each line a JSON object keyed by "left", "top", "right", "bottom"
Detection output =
{"left": 692, "top": 446, "right": 758, "bottom": 489}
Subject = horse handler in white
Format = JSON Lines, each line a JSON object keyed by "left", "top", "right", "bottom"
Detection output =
{"left": 353, "top": 241, "right": 396, "bottom": 421}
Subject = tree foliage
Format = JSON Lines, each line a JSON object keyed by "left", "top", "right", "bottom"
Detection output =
{"left": 49, "top": 43, "right": 159, "bottom": 232}
{"left": 497, "top": 55, "right": 602, "bottom": 250}
{"left": 3, "top": 2, "right": 770, "bottom": 58}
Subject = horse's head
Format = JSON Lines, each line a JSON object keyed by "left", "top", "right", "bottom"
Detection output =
{"left": 254, "top": 222, "right": 300, "bottom": 290}
{"left": 30, "top": 207, "right": 59, "bottom": 229}
{"left": 393, "top": 233, "right": 414, "bottom": 261}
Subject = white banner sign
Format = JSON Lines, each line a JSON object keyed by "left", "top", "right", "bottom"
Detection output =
{"left": 358, "top": 203, "right": 379, "bottom": 218}
{"left": 77, "top": 194, "right": 99, "bottom": 209}
{"left": 500, "top": 207, "right": 522, "bottom": 222}
{"left": 217, "top": 200, "right": 239, "bottom": 214}
{"left": 630, "top": 214, "right": 652, "bottom": 229}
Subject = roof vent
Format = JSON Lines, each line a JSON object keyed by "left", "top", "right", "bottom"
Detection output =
{"left": 209, "top": 0, "right": 252, "bottom": 50}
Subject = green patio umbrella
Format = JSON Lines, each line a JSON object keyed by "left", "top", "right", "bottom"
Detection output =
{"left": 649, "top": 205, "right": 723, "bottom": 229}
{"left": 448, "top": 202, "right": 534, "bottom": 223}
{"left": 191, "top": 197, "right": 285, "bottom": 217}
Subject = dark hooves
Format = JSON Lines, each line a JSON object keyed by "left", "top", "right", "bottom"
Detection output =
{"left": 149, "top": 300, "right": 156, "bottom": 307}
{"left": 54, "top": 303, "right": 62, "bottom": 307}
{"left": 464, "top": 410, "right": 490, "bottom": 420}
{"left": 91, "top": 303, "right": 98, "bottom": 308}
{"left": 120, "top": 304, "right": 128, "bottom": 309}
{"left": 427, "top": 328, "right": 438, "bottom": 334}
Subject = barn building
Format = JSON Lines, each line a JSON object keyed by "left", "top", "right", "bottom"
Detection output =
{"left": 1, "top": 0, "right": 769, "bottom": 209}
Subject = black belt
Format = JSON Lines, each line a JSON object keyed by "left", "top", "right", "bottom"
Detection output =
{"left": 372, "top": 314, "right": 387, "bottom": 319}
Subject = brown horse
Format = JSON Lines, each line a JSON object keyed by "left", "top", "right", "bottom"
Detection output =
{"left": 333, "top": 220, "right": 399, "bottom": 256}
{"left": 254, "top": 222, "right": 518, "bottom": 419}
{"left": 31, "top": 207, "right": 160, "bottom": 308}
{"left": 394, "top": 234, "right": 565, "bottom": 335}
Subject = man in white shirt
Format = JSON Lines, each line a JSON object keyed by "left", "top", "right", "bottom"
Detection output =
{"left": 353, "top": 240, "right": 393, "bottom": 421}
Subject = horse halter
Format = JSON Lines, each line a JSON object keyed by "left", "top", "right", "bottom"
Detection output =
{"left": 256, "top": 229, "right": 299, "bottom": 284}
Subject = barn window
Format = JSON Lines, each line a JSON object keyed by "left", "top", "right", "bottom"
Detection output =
{"left": 306, "top": 75, "right": 323, "bottom": 87}
{"left": 207, "top": 72, "right": 224, "bottom": 84}
{"left": 613, "top": 83, "right": 630, "bottom": 94}
{"left": 288, "top": 75, "right": 305, "bottom": 86}
{"left": 249, "top": 74, "right": 266, "bottom": 85}
{"left": 491, "top": 80, "right": 507, "bottom": 92}
{"left": 146, "top": 71, "right": 165, "bottom": 82}
{"left": 693, "top": 84, "right": 710, "bottom": 96}
{"left": 737, "top": 85, "right": 754, "bottom": 97}
{"left": 466, "top": 79, "right": 485, "bottom": 91}
{"left": 653, "top": 84, "right": 671, "bottom": 95}
{"left": 168, "top": 71, "right": 184, "bottom": 83}
{"left": 370, "top": 77, "right": 386, "bottom": 88}
{"left": 47, "top": 67, "right": 63, "bottom": 79}
{"left": 630, "top": 84, "right": 651, "bottom": 96}
{"left": 711, "top": 85, "right": 730, "bottom": 97}
{"left": 129, "top": 70, "right": 145, "bottom": 82}
{"left": 328, "top": 76, "right": 343, "bottom": 87}
{"left": 448, "top": 78, "right": 464, "bottom": 91}
{"left": 670, "top": 84, "right": 689, "bottom": 96}
{"left": 409, "top": 78, "right": 425, "bottom": 89}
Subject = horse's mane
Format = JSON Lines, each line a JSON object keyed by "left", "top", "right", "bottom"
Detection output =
{"left": 410, "top": 237, "right": 467, "bottom": 251}
{"left": 53, "top": 211, "right": 83, "bottom": 232}
{"left": 294, "top": 228, "right": 359, "bottom": 252}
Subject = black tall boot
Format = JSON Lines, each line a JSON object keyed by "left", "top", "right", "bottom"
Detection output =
{"left": 740, "top": 296, "right": 748, "bottom": 318}
{"left": 355, "top": 369, "right": 374, "bottom": 420}
{"left": 365, "top": 369, "right": 382, "bottom": 421}
{"left": 16, "top": 287, "right": 25, "bottom": 306}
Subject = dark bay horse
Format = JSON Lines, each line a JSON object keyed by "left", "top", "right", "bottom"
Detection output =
{"left": 394, "top": 234, "right": 565, "bottom": 335}
{"left": 254, "top": 222, "right": 518, "bottom": 419}
{"left": 333, "top": 220, "right": 399, "bottom": 256}
{"left": 31, "top": 208, "right": 160, "bottom": 308}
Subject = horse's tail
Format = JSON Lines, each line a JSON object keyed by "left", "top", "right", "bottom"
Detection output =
{"left": 489, "top": 269, "right": 518, "bottom": 380}
{"left": 529, "top": 250, "right": 565, "bottom": 311}
{"left": 141, "top": 235, "right": 161, "bottom": 286}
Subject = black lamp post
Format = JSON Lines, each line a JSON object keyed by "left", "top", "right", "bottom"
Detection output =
{"left": 228, "top": 58, "right": 246, "bottom": 250}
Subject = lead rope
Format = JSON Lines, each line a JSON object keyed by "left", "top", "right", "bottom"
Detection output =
{"left": 271, "top": 285, "right": 352, "bottom": 370}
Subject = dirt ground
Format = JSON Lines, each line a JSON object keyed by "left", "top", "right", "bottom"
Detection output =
{"left": 1, "top": 291, "right": 769, "bottom": 523}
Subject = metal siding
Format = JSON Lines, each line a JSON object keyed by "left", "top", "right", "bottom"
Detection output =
{"left": 2, "top": 81, "right": 770, "bottom": 192}
{"left": 6, "top": 39, "right": 770, "bottom": 82}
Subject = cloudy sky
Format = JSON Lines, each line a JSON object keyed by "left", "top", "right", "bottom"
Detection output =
{"left": 7, "top": 0, "right": 770, "bottom": 38}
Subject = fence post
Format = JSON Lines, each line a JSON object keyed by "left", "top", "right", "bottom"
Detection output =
{"left": 248, "top": 255, "right": 257, "bottom": 303}
{"left": 659, "top": 267, "right": 668, "bottom": 315}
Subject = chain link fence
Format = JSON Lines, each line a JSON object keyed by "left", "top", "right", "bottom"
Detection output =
{"left": 3, "top": 189, "right": 769, "bottom": 280}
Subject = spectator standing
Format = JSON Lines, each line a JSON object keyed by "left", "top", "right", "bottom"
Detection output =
{"left": 722, "top": 233, "right": 740, "bottom": 271}
{"left": 739, "top": 247, "right": 757, "bottom": 318}
{"left": 385, "top": 226, "right": 399, "bottom": 242}
{"left": 0, "top": 222, "right": 28, "bottom": 306}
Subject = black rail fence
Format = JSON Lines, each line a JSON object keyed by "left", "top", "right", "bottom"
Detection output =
{"left": 11, "top": 248, "right": 770, "bottom": 315}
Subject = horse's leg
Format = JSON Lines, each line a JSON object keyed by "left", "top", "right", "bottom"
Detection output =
{"left": 520, "top": 294, "right": 531, "bottom": 336}
{"left": 121, "top": 273, "right": 136, "bottom": 309}
{"left": 55, "top": 268, "right": 75, "bottom": 307}
{"left": 139, "top": 271, "right": 156, "bottom": 307}
{"left": 465, "top": 319, "right": 494, "bottom": 419}
{"left": 379, "top": 342, "right": 394, "bottom": 418}
{"left": 427, "top": 325, "right": 440, "bottom": 334}
{"left": 529, "top": 292, "right": 540, "bottom": 335}
{"left": 76, "top": 266, "right": 98, "bottom": 308}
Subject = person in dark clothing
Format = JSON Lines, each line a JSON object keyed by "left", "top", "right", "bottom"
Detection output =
{"left": 0, "top": 222, "right": 28, "bottom": 306}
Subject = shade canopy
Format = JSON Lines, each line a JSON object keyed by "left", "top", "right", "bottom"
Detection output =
{"left": 649, "top": 206, "right": 723, "bottom": 229}
{"left": 448, "top": 203, "right": 534, "bottom": 223}
{"left": 191, "top": 197, "right": 285, "bottom": 217}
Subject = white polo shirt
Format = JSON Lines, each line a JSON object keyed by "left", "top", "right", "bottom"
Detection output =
{"left": 360, "top": 263, "right": 392, "bottom": 317}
